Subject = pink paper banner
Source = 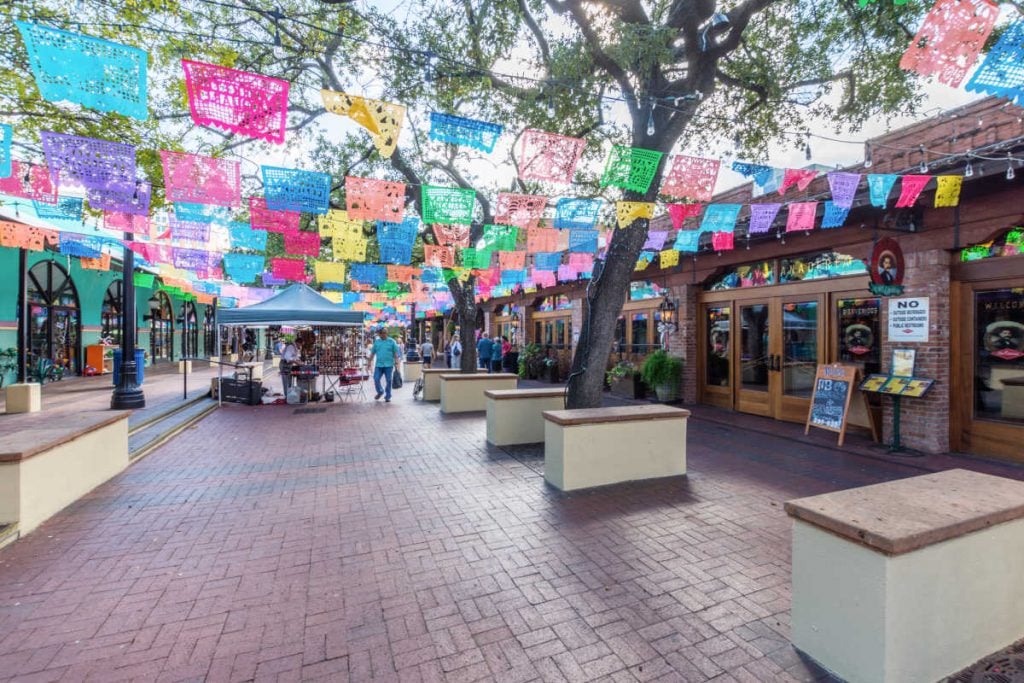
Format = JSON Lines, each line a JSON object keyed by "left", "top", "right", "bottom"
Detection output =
{"left": 568, "top": 253, "right": 593, "bottom": 272}
{"left": 526, "top": 227, "right": 559, "bottom": 253}
{"left": 556, "top": 264, "right": 577, "bottom": 281}
{"left": 284, "top": 231, "right": 321, "bottom": 256}
{"left": 249, "top": 196, "right": 300, "bottom": 233}
{"left": 667, "top": 203, "right": 703, "bottom": 229}
{"left": 0, "top": 161, "right": 58, "bottom": 203}
{"left": 899, "top": 0, "right": 999, "bottom": 88}
{"left": 660, "top": 155, "right": 720, "bottom": 201}
{"left": 498, "top": 251, "right": 526, "bottom": 270}
{"left": 786, "top": 202, "right": 819, "bottom": 232}
{"left": 345, "top": 176, "right": 405, "bottom": 222}
{"left": 711, "top": 232, "right": 734, "bottom": 251}
{"left": 104, "top": 211, "right": 149, "bottom": 234}
{"left": 495, "top": 193, "right": 548, "bottom": 228}
{"left": 160, "top": 150, "right": 241, "bottom": 207}
{"left": 532, "top": 268, "right": 556, "bottom": 288}
{"left": 779, "top": 168, "right": 818, "bottom": 194}
{"left": 182, "top": 60, "right": 289, "bottom": 144}
{"left": 827, "top": 172, "right": 860, "bottom": 209}
{"left": 517, "top": 129, "right": 586, "bottom": 184}
{"left": 130, "top": 243, "right": 173, "bottom": 264}
{"left": 895, "top": 174, "right": 931, "bottom": 208}
{"left": 271, "top": 257, "right": 309, "bottom": 282}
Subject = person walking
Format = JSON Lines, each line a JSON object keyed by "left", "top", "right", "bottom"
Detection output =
{"left": 420, "top": 339, "right": 434, "bottom": 368}
{"left": 450, "top": 336, "right": 462, "bottom": 369}
{"left": 499, "top": 335, "right": 511, "bottom": 372}
{"left": 491, "top": 337, "right": 504, "bottom": 373}
{"left": 368, "top": 328, "right": 401, "bottom": 402}
{"left": 477, "top": 333, "right": 494, "bottom": 372}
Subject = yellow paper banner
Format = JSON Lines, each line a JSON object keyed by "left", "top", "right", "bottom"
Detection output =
{"left": 321, "top": 291, "right": 344, "bottom": 303}
{"left": 934, "top": 175, "right": 963, "bottom": 208}
{"left": 314, "top": 261, "right": 346, "bottom": 283}
{"left": 659, "top": 249, "right": 679, "bottom": 269}
{"left": 319, "top": 209, "right": 363, "bottom": 238}
{"left": 616, "top": 201, "right": 655, "bottom": 228}
{"left": 321, "top": 90, "right": 405, "bottom": 159}
{"left": 331, "top": 235, "right": 368, "bottom": 261}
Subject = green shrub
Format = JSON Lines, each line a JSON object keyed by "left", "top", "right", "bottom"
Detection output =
{"left": 640, "top": 350, "right": 683, "bottom": 389}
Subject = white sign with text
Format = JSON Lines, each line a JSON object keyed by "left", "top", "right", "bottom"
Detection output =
{"left": 888, "top": 297, "right": 929, "bottom": 342}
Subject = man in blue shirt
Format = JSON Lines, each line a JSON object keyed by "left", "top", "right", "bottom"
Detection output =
{"left": 477, "top": 333, "right": 494, "bottom": 372}
{"left": 368, "top": 328, "right": 401, "bottom": 402}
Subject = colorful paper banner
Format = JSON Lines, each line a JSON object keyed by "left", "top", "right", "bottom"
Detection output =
{"left": 351, "top": 263, "right": 386, "bottom": 285}
{"left": 432, "top": 223, "right": 471, "bottom": 247}
{"left": 0, "top": 162, "right": 58, "bottom": 203}
{"left": 424, "top": 245, "right": 455, "bottom": 268}
{"left": 321, "top": 90, "right": 405, "bottom": 158}
{"left": 553, "top": 198, "right": 601, "bottom": 230}
{"left": 868, "top": 174, "right": 900, "bottom": 208}
{"left": 732, "top": 161, "right": 775, "bottom": 186}
{"left": 314, "top": 261, "right": 346, "bottom": 284}
{"left": 568, "top": 229, "right": 598, "bottom": 253}
{"left": 643, "top": 231, "right": 669, "bottom": 251}
{"left": 660, "top": 155, "right": 720, "bottom": 201}
{"left": 104, "top": 211, "right": 149, "bottom": 234}
{"left": 87, "top": 180, "right": 151, "bottom": 215}
{"left": 34, "top": 197, "right": 83, "bottom": 221}
{"left": 41, "top": 131, "right": 136, "bottom": 190}
{"left": 379, "top": 240, "right": 414, "bottom": 265}
{"left": 821, "top": 202, "right": 850, "bottom": 229}
{"left": 674, "top": 230, "right": 702, "bottom": 252}
{"left": 748, "top": 203, "right": 782, "bottom": 234}
{"left": 899, "top": 0, "right": 999, "bottom": 88}
{"left": 271, "top": 257, "right": 308, "bottom": 282}
{"left": 699, "top": 204, "right": 742, "bottom": 234}
{"left": 262, "top": 166, "right": 331, "bottom": 215}
{"left": 249, "top": 196, "right": 300, "bottom": 233}
{"left": 965, "top": 20, "right": 1024, "bottom": 105}
{"left": 786, "top": 202, "right": 819, "bottom": 232}
{"left": 161, "top": 151, "right": 241, "bottom": 207}
{"left": 526, "top": 227, "right": 559, "bottom": 253}
{"left": 223, "top": 253, "right": 265, "bottom": 283}
{"left": 228, "top": 223, "right": 268, "bottom": 251}
{"left": 183, "top": 60, "right": 289, "bottom": 144}
{"left": 517, "top": 129, "right": 586, "bottom": 184}
{"left": 600, "top": 145, "right": 664, "bottom": 193}
{"left": 779, "top": 168, "right": 818, "bottom": 194}
{"left": 318, "top": 209, "right": 362, "bottom": 238}
{"left": 332, "top": 235, "right": 367, "bottom": 261}
{"left": 934, "top": 175, "right": 963, "bottom": 207}
{"left": 376, "top": 216, "right": 420, "bottom": 244}
{"left": 284, "top": 231, "right": 321, "bottom": 256}
{"left": 428, "top": 112, "right": 502, "bottom": 153}
{"left": 659, "top": 249, "right": 680, "bottom": 269}
{"left": 711, "top": 232, "right": 734, "bottom": 251}
{"left": 174, "top": 202, "right": 230, "bottom": 223}
{"left": 827, "top": 172, "right": 861, "bottom": 209}
{"left": 667, "top": 203, "right": 703, "bottom": 229}
{"left": 533, "top": 252, "right": 562, "bottom": 271}
{"left": 482, "top": 224, "right": 518, "bottom": 251}
{"left": 422, "top": 185, "right": 476, "bottom": 224}
{"left": 616, "top": 201, "right": 655, "bottom": 228}
{"left": 895, "top": 174, "right": 931, "bottom": 208}
{"left": 495, "top": 193, "right": 547, "bottom": 228}
{"left": 0, "top": 124, "right": 11, "bottom": 179}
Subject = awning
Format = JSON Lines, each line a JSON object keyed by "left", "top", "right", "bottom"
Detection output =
{"left": 218, "top": 283, "right": 364, "bottom": 327}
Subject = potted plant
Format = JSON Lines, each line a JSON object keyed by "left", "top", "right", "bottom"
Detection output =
{"left": 640, "top": 350, "right": 683, "bottom": 402}
{"left": 518, "top": 343, "right": 542, "bottom": 379}
{"left": 606, "top": 361, "right": 645, "bottom": 399}
{"left": 543, "top": 356, "right": 560, "bottom": 383}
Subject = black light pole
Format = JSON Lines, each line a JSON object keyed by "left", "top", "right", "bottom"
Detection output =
{"left": 111, "top": 234, "right": 145, "bottom": 409}
{"left": 15, "top": 247, "right": 28, "bottom": 384}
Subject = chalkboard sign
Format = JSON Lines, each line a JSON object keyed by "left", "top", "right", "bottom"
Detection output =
{"left": 805, "top": 364, "right": 858, "bottom": 446}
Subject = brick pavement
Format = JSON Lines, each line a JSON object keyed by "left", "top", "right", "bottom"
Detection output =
{"left": 0, "top": 389, "right": 1020, "bottom": 682}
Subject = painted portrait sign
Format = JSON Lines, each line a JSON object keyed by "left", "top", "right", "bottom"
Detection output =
{"left": 869, "top": 237, "right": 905, "bottom": 296}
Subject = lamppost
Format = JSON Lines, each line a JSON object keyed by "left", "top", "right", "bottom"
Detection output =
{"left": 657, "top": 295, "right": 678, "bottom": 351}
{"left": 111, "top": 240, "right": 146, "bottom": 409}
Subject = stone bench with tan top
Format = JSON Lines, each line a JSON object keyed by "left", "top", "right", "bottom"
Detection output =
{"left": 4, "top": 383, "right": 41, "bottom": 414}
{"left": 439, "top": 373, "right": 518, "bottom": 413}
{"left": 0, "top": 409, "right": 130, "bottom": 538}
{"left": 404, "top": 361, "right": 422, "bottom": 383}
{"left": 785, "top": 468, "right": 1024, "bottom": 683}
{"left": 485, "top": 388, "right": 566, "bottom": 446}
{"left": 421, "top": 368, "right": 473, "bottom": 401}
{"left": 542, "top": 405, "right": 689, "bottom": 491}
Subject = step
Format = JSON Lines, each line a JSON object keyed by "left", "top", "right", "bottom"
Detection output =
{"left": 0, "top": 522, "right": 19, "bottom": 551}
{"left": 129, "top": 398, "right": 218, "bottom": 461}
{"left": 128, "top": 390, "right": 211, "bottom": 435}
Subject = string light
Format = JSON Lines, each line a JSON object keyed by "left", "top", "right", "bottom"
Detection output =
{"left": 863, "top": 143, "right": 873, "bottom": 168}
{"left": 646, "top": 101, "right": 656, "bottom": 137}
{"left": 964, "top": 160, "right": 973, "bottom": 177}
{"left": 918, "top": 145, "right": 928, "bottom": 173}
{"left": 1007, "top": 152, "right": 1015, "bottom": 181}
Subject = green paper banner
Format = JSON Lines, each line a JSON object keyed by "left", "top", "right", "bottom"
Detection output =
{"left": 461, "top": 247, "right": 493, "bottom": 269}
{"left": 133, "top": 272, "right": 155, "bottom": 288}
{"left": 482, "top": 224, "right": 518, "bottom": 251}
{"left": 422, "top": 185, "right": 476, "bottom": 224}
{"left": 600, "top": 145, "right": 664, "bottom": 193}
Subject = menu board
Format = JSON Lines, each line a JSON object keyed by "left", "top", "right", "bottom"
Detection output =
{"left": 860, "top": 374, "right": 935, "bottom": 398}
{"left": 805, "top": 364, "right": 858, "bottom": 445}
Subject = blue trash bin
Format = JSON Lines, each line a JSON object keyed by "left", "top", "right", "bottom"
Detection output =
{"left": 112, "top": 349, "right": 146, "bottom": 386}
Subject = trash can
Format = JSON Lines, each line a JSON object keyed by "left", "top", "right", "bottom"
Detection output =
{"left": 112, "top": 349, "right": 146, "bottom": 386}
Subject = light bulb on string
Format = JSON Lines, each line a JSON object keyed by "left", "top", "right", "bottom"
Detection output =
{"left": 964, "top": 160, "right": 973, "bottom": 177}
{"left": 1007, "top": 153, "right": 1015, "bottom": 181}
{"left": 918, "top": 145, "right": 927, "bottom": 174}
{"left": 863, "top": 143, "right": 873, "bottom": 169}
{"left": 647, "top": 101, "right": 656, "bottom": 137}
{"left": 804, "top": 136, "right": 812, "bottom": 162}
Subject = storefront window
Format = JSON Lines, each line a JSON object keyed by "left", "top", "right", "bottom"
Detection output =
{"left": 961, "top": 228, "right": 1024, "bottom": 262}
{"left": 27, "top": 261, "right": 80, "bottom": 374}
{"left": 837, "top": 298, "right": 881, "bottom": 375}
{"left": 782, "top": 301, "right": 818, "bottom": 398}
{"left": 629, "top": 281, "right": 665, "bottom": 301}
{"left": 101, "top": 280, "right": 123, "bottom": 345}
{"left": 974, "top": 288, "right": 1024, "bottom": 424}
{"left": 706, "top": 306, "right": 730, "bottom": 386}
{"left": 150, "top": 291, "right": 174, "bottom": 362}
{"left": 615, "top": 316, "right": 626, "bottom": 353}
{"left": 705, "top": 260, "right": 774, "bottom": 291}
{"left": 780, "top": 251, "right": 867, "bottom": 283}
{"left": 631, "top": 313, "right": 649, "bottom": 354}
{"left": 538, "top": 295, "right": 572, "bottom": 312}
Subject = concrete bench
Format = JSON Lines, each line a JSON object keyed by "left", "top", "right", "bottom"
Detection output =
{"left": 439, "top": 373, "right": 518, "bottom": 413}
{"left": 0, "top": 410, "right": 130, "bottom": 537}
{"left": 785, "top": 469, "right": 1024, "bottom": 683}
{"left": 422, "top": 368, "right": 461, "bottom": 401}
{"left": 542, "top": 405, "right": 689, "bottom": 491}
{"left": 485, "top": 388, "right": 566, "bottom": 446}
{"left": 404, "top": 361, "right": 422, "bottom": 383}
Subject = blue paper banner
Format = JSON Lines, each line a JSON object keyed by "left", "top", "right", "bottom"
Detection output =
{"left": 674, "top": 231, "right": 702, "bottom": 252}
{"left": 965, "top": 20, "right": 1024, "bottom": 106}
{"left": 868, "top": 174, "right": 899, "bottom": 208}
{"left": 262, "top": 166, "right": 331, "bottom": 215}
{"left": 223, "top": 253, "right": 265, "bottom": 283}
{"left": 34, "top": 197, "right": 83, "bottom": 221}
{"left": 379, "top": 240, "right": 413, "bottom": 265}
{"left": 732, "top": 161, "right": 774, "bottom": 186}
{"left": 16, "top": 21, "right": 148, "bottom": 120}
{"left": 500, "top": 269, "right": 527, "bottom": 285}
{"left": 821, "top": 201, "right": 850, "bottom": 229}
{"left": 533, "top": 252, "right": 562, "bottom": 271}
{"left": 351, "top": 263, "right": 386, "bottom": 285}
{"left": 343, "top": 292, "right": 362, "bottom": 304}
{"left": 699, "top": 204, "right": 742, "bottom": 234}
{"left": 568, "top": 229, "right": 598, "bottom": 253}
{"left": 376, "top": 216, "right": 420, "bottom": 244}
{"left": 636, "top": 251, "right": 655, "bottom": 269}
{"left": 174, "top": 202, "right": 231, "bottom": 223}
{"left": 420, "top": 267, "right": 444, "bottom": 284}
{"left": 428, "top": 112, "right": 503, "bottom": 153}
{"left": 261, "top": 272, "right": 286, "bottom": 286}
{"left": 228, "top": 223, "right": 268, "bottom": 251}
{"left": 554, "top": 198, "right": 602, "bottom": 230}
{"left": 0, "top": 124, "right": 11, "bottom": 179}
{"left": 59, "top": 232, "right": 105, "bottom": 257}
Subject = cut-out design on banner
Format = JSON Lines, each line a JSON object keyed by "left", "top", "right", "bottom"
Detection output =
{"left": 779, "top": 168, "right": 818, "bottom": 194}
{"left": 635, "top": 251, "right": 655, "bottom": 271}
{"left": 517, "top": 129, "right": 586, "bottom": 184}
{"left": 660, "top": 155, "right": 720, "bottom": 201}
{"left": 284, "top": 231, "right": 321, "bottom": 256}
{"left": 868, "top": 174, "right": 900, "bottom": 208}
{"left": 895, "top": 174, "right": 931, "bottom": 208}
{"left": 376, "top": 216, "right": 419, "bottom": 244}
{"left": 899, "top": 0, "right": 999, "bottom": 88}
{"left": 732, "top": 161, "right": 775, "bottom": 186}
{"left": 660, "top": 249, "right": 680, "bottom": 269}
{"left": 616, "top": 201, "right": 655, "bottom": 228}
{"left": 174, "top": 247, "right": 222, "bottom": 272}
{"left": 667, "top": 203, "right": 703, "bottom": 229}
{"left": 557, "top": 264, "right": 578, "bottom": 282}
{"left": 482, "top": 224, "right": 519, "bottom": 251}
{"left": 81, "top": 254, "right": 111, "bottom": 271}
{"left": 228, "top": 223, "right": 268, "bottom": 251}
{"left": 495, "top": 193, "right": 547, "bottom": 228}
{"left": 314, "top": 261, "right": 346, "bottom": 284}
{"left": 498, "top": 251, "right": 526, "bottom": 270}
{"left": 34, "top": 197, "right": 83, "bottom": 221}
{"left": 87, "top": 180, "right": 151, "bottom": 215}
{"left": 526, "top": 227, "right": 559, "bottom": 253}
{"left": 934, "top": 175, "right": 963, "bottom": 207}
{"left": 40, "top": 131, "right": 135, "bottom": 189}
{"left": 432, "top": 223, "right": 471, "bottom": 247}
{"left": 568, "top": 229, "right": 598, "bottom": 253}
{"left": 821, "top": 201, "right": 850, "bottom": 229}
{"left": 249, "top": 196, "right": 299, "bottom": 233}
{"left": 174, "top": 203, "right": 230, "bottom": 223}
{"left": 965, "top": 20, "right": 1024, "bottom": 105}
{"left": 712, "top": 232, "right": 734, "bottom": 251}
{"left": 674, "top": 230, "right": 702, "bottom": 252}
{"left": 318, "top": 209, "right": 362, "bottom": 238}
{"left": 0, "top": 222, "right": 56, "bottom": 251}
{"left": 786, "top": 202, "right": 819, "bottom": 232}
{"left": 422, "top": 186, "right": 476, "bottom": 224}
{"left": 16, "top": 22, "right": 148, "bottom": 120}
{"left": 183, "top": 60, "right": 289, "bottom": 144}
{"left": 827, "top": 172, "right": 861, "bottom": 209}
{"left": 748, "top": 203, "right": 782, "bottom": 234}
{"left": 0, "top": 124, "right": 11, "bottom": 179}
{"left": 262, "top": 166, "right": 331, "bottom": 215}
{"left": 699, "top": 204, "right": 742, "bottom": 234}
{"left": 428, "top": 112, "right": 502, "bottom": 153}
{"left": 0, "top": 162, "right": 57, "bottom": 203}
{"left": 345, "top": 177, "right": 406, "bottom": 222}
{"left": 271, "top": 257, "right": 309, "bottom": 282}
{"left": 223, "top": 253, "right": 265, "bottom": 283}
{"left": 104, "top": 211, "right": 149, "bottom": 234}
{"left": 59, "top": 233, "right": 104, "bottom": 258}
{"left": 554, "top": 198, "right": 601, "bottom": 230}
{"left": 600, "top": 145, "right": 664, "bottom": 193}
{"left": 643, "top": 231, "right": 669, "bottom": 251}
{"left": 379, "top": 240, "right": 413, "bottom": 265}
{"left": 533, "top": 252, "right": 562, "bottom": 271}
{"left": 424, "top": 245, "right": 455, "bottom": 268}
{"left": 161, "top": 151, "right": 241, "bottom": 207}
{"left": 170, "top": 214, "right": 211, "bottom": 243}
{"left": 351, "top": 263, "right": 386, "bottom": 285}
{"left": 129, "top": 243, "right": 172, "bottom": 264}
{"left": 533, "top": 268, "right": 556, "bottom": 287}
{"left": 460, "top": 247, "right": 492, "bottom": 269}
{"left": 332, "top": 235, "right": 367, "bottom": 261}
{"left": 322, "top": 90, "right": 404, "bottom": 158}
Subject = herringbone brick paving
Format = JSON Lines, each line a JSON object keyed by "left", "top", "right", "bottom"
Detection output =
{"left": 0, "top": 393, "right": 1016, "bottom": 682}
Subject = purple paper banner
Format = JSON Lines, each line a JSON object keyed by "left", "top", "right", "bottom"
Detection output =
{"left": 86, "top": 179, "right": 151, "bottom": 215}
{"left": 170, "top": 214, "right": 211, "bottom": 243}
{"left": 748, "top": 203, "right": 782, "bottom": 234}
{"left": 827, "top": 172, "right": 860, "bottom": 209}
{"left": 40, "top": 131, "right": 135, "bottom": 190}
{"left": 643, "top": 231, "right": 669, "bottom": 251}
{"left": 173, "top": 247, "right": 222, "bottom": 271}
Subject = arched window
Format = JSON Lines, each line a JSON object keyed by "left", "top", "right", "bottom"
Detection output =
{"left": 179, "top": 301, "right": 198, "bottom": 358}
{"left": 27, "top": 260, "right": 81, "bottom": 374}
{"left": 149, "top": 291, "right": 174, "bottom": 362}
{"left": 101, "top": 280, "right": 123, "bottom": 345}
{"left": 203, "top": 307, "right": 216, "bottom": 357}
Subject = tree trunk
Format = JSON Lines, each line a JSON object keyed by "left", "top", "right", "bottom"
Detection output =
{"left": 449, "top": 277, "right": 478, "bottom": 373}
{"left": 566, "top": 191, "right": 653, "bottom": 409}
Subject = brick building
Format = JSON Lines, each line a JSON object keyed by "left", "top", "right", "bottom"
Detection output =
{"left": 477, "top": 97, "right": 1024, "bottom": 462}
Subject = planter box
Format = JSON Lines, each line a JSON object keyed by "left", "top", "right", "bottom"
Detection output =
{"left": 439, "top": 373, "right": 518, "bottom": 413}
{"left": 609, "top": 375, "right": 646, "bottom": 400}
{"left": 485, "top": 388, "right": 566, "bottom": 446}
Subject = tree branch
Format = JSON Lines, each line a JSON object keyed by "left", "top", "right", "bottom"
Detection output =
{"left": 516, "top": 0, "right": 552, "bottom": 78}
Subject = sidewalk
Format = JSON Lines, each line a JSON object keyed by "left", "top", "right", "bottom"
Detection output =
{"left": 0, "top": 382, "right": 1019, "bottom": 681}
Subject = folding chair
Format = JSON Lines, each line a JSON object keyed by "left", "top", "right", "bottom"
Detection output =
{"left": 337, "top": 367, "right": 366, "bottom": 401}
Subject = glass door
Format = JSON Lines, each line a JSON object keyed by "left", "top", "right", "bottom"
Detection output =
{"left": 777, "top": 296, "right": 825, "bottom": 422}
{"left": 700, "top": 303, "right": 732, "bottom": 408}
{"left": 736, "top": 300, "right": 774, "bottom": 416}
